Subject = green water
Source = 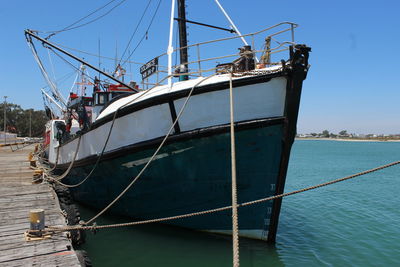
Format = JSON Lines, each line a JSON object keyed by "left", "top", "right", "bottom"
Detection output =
{"left": 78, "top": 140, "right": 400, "bottom": 266}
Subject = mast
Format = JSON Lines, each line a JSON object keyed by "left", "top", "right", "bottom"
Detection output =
{"left": 167, "top": 0, "right": 176, "bottom": 88}
{"left": 177, "top": 0, "right": 188, "bottom": 81}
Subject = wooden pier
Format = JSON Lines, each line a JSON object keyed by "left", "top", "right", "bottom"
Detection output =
{"left": 0, "top": 145, "right": 82, "bottom": 266}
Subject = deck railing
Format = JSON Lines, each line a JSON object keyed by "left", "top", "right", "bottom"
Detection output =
{"left": 140, "top": 22, "right": 298, "bottom": 88}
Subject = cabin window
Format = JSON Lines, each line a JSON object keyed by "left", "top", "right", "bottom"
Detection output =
{"left": 97, "top": 94, "right": 107, "bottom": 105}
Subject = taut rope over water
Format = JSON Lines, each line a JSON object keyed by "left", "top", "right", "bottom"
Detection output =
{"left": 39, "top": 160, "right": 400, "bottom": 233}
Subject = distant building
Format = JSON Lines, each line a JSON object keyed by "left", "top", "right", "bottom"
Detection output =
{"left": 0, "top": 131, "right": 17, "bottom": 140}
{"left": 297, "top": 134, "right": 316, "bottom": 138}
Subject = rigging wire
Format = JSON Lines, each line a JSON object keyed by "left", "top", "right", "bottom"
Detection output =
{"left": 69, "top": 69, "right": 80, "bottom": 94}
{"left": 47, "top": 49, "right": 58, "bottom": 83}
{"left": 41, "top": 92, "right": 54, "bottom": 116}
{"left": 49, "top": 48, "right": 113, "bottom": 93}
{"left": 117, "top": 0, "right": 153, "bottom": 69}
{"left": 42, "top": 70, "right": 75, "bottom": 91}
{"left": 48, "top": 48, "right": 97, "bottom": 85}
{"left": 41, "top": 91, "right": 59, "bottom": 119}
{"left": 51, "top": 42, "right": 145, "bottom": 66}
{"left": 120, "top": 0, "right": 162, "bottom": 68}
{"left": 46, "top": 0, "right": 126, "bottom": 39}
{"left": 26, "top": 37, "right": 67, "bottom": 107}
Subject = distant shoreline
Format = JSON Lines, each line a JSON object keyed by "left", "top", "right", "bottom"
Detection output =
{"left": 295, "top": 137, "right": 400, "bottom": 142}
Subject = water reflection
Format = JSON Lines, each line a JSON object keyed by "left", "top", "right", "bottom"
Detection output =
{"left": 78, "top": 204, "right": 284, "bottom": 267}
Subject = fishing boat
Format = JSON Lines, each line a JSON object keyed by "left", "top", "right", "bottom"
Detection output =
{"left": 26, "top": 0, "right": 310, "bottom": 242}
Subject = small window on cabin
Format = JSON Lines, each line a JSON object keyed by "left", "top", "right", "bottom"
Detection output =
{"left": 98, "top": 94, "right": 106, "bottom": 105}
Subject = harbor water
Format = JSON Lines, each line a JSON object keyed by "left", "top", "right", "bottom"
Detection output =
{"left": 78, "top": 140, "right": 400, "bottom": 266}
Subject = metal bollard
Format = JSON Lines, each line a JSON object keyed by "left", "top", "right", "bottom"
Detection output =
{"left": 29, "top": 209, "right": 45, "bottom": 236}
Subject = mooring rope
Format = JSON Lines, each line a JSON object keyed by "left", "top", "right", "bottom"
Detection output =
{"left": 39, "top": 160, "right": 400, "bottom": 233}
{"left": 31, "top": 138, "right": 79, "bottom": 176}
{"left": 46, "top": 111, "right": 118, "bottom": 188}
{"left": 41, "top": 73, "right": 178, "bottom": 186}
{"left": 9, "top": 142, "right": 35, "bottom": 152}
{"left": 229, "top": 72, "right": 240, "bottom": 267}
{"left": 47, "top": 135, "right": 82, "bottom": 181}
{"left": 83, "top": 73, "right": 218, "bottom": 225}
{"left": 48, "top": 146, "right": 61, "bottom": 172}
{"left": 35, "top": 144, "right": 61, "bottom": 172}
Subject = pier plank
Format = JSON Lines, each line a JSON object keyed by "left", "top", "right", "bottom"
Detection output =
{"left": 0, "top": 146, "right": 82, "bottom": 266}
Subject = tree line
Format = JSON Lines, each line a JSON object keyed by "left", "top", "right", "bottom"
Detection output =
{"left": 0, "top": 103, "right": 48, "bottom": 137}
{"left": 306, "top": 130, "right": 349, "bottom": 138}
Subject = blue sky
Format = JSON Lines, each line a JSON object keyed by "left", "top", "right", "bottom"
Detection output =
{"left": 0, "top": 0, "right": 399, "bottom": 134}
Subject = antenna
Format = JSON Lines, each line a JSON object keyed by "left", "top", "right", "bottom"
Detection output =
{"left": 115, "top": 39, "right": 118, "bottom": 75}
{"left": 98, "top": 38, "right": 101, "bottom": 80}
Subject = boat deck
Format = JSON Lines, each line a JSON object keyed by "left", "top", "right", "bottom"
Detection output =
{"left": 0, "top": 145, "right": 82, "bottom": 266}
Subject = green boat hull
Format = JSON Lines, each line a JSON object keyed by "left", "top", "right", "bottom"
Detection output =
{"left": 66, "top": 122, "right": 283, "bottom": 240}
